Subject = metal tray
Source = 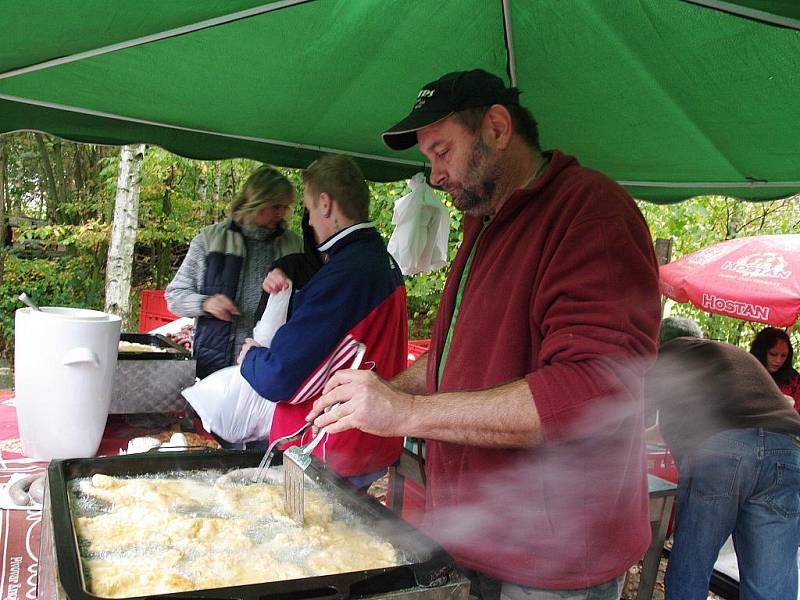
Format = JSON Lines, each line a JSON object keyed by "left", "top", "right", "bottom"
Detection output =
{"left": 47, "top": 450, "right": 463, "bottom": 600}
{"left": 118, "top": 333, "right": 191, "bottom": 361}
{"left": 112, "top": 333, "right": 195, "bottom": 413}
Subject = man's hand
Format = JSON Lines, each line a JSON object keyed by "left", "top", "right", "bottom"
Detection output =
{"left": 262, "top": 268, "right": 290, "bottom": 294}
{"left": 202, "top": 294, "right": 240, "bottom": 321}
{"left": 307, "top": 370, "right": 414, "bottom": 437}
{"left": 237, "top": 338, "right": 262, "bottom": 364}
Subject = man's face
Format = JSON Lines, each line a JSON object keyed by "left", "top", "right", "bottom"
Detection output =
{"left": 303, "top": 186, "right": 326, "bottom": 243}
{"left": 254, "top": 195, "right": 294, "bottom": 229}
{"left": 417, "top": 115, "right": 502, "bottom": 216}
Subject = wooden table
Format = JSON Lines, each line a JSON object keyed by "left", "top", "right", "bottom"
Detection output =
{"left": 641, "top": 474, "right": 678, "bottom": 600}
{"left": 388, "top": 448, "right": 677, "bottom": 600}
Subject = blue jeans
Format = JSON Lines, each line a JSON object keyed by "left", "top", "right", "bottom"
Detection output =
{"left": 665, "top": 428, "right": 800, "bottom": 600}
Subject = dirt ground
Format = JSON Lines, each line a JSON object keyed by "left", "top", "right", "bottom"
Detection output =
{"left": 369, "top": 476, "right": 723, "bottom": 600}
{"left": 622, "top": 556, "right": 722, "bottom": 600}
{"left": 622, "top": 560, "right": 665, "bottom": 600}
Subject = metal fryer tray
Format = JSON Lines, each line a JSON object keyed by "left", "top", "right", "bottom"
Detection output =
{"left": 47, "top": 449, "right": 461, "bottom": 600}
{"left": 117, "top": 333, "right": 191, "bottom": 361}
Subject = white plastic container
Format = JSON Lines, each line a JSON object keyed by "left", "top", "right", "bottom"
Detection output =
{"left": 14, "top": 307, "right": 121, "bottom": 459}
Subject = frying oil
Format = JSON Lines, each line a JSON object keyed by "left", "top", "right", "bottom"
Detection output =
{"left": 67, "top": 467, "right": 405, "bottom": 597}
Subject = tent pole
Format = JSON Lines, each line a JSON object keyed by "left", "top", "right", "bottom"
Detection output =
{"left": 680, "top": 0, "right": 800, "bottom": 31}
{"left": 620, "top": 180, "right": 800, "bottom": 189}
{"left": 0, "top": 0, "right": 315, "bottom": 81}
{"left": 500, "top": 0, "right": 518, "bottom": 87}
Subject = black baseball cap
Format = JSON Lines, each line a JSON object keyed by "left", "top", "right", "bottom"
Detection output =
{"left": 381, "top": 69, "right": 520, "bottom": 151}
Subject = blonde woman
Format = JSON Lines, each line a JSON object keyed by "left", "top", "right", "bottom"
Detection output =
{"left": 166, "top": 166, "right": 302, "bottom": 380}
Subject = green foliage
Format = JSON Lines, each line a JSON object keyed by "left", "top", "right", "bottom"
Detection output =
{"left": 638, "top": 194, "right": 800, "bottom": 350}
{"left": 0, "top": 253, "right": 104, "bottom": 361}
{"left": 4, "top": 130, "right": 800, "bottom": 361}
{"left": 367, "top": 180, "right": 464, "bottom": 339}
{"left": 14, "top": 220, "right": 111, "bottom": 253}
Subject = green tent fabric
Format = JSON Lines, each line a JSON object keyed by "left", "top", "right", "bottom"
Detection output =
{"left": 1, "top": 1, "right": 798, "bottom": 203}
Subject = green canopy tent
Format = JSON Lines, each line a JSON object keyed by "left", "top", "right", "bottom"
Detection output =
{"left": 1, "top": 0, "right": 798, "bottom": 203}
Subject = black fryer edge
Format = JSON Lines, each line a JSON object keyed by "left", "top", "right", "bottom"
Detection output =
{"left": 47, "top": 449, "right": 459, "bottom": 600}
{"left": 118, "top": 333, "right": 191, "bottom": 361}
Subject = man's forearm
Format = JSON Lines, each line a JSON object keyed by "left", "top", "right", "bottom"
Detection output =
{"left": 403, "top": 378, "right": 544, "bottom": 448}
{"left": 389, "top": 353, "right": 429, "bottom": 396}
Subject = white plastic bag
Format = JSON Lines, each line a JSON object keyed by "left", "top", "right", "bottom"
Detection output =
{"left": 181, "top": 285, "right": 292, "bottom": 443}
{"left": 252, "top": 281, "right": 292, "bottom": 346}
{"left": 387, "top": 172, "right": 450, "bottom": 275}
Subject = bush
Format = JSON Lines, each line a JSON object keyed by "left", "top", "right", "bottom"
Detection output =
{"left": 0, "top": 253, "right": 105, "bottom": 362}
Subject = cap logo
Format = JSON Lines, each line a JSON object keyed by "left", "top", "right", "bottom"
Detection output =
{"left": 414, "top": 88, "right": 435, "bottom": 109}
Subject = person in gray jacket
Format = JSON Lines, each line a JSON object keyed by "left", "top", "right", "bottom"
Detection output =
{"left": 648, "top": 318, "right": 800, "bottom": 600}
{"left": 165, "top": 166, "right": 302, "bottom": 380}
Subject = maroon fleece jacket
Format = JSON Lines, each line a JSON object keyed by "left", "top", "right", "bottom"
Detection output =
{"left": 422, "top": 150, "right": 661, "bottom": 588}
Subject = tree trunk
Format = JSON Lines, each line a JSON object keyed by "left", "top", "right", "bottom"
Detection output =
{"left": 213, "top": 162, "right": 222, "bottom": 222}
{"left": 73, "top": 146, "right": 84, "bottom": 201}
{"left": 162, "top": 164, "right": 174, "bottom": 216}
{"left": 224, "top": 164, "right": 236, "bottom": 205}
{"left": 34, "top": 133, "right": 60, "bottom": 223}
{"left": 197, "top": 163, "right": 208, "bottom": 216}
{"left": 105, "top": 144, "right": 146, "bottom": 326}
{"left": 0, "top": 138, "right": 6, "bottom": 247}
{"left": 726, "top": 198, "right": 743, "bottom": 239}
{"left": 0, "top": 138, "right": 6, "bottom": 282}
{"left": 52, "top": 139, "right": 68, "bottom": 213}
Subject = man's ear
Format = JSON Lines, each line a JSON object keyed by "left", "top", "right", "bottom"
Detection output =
{"left": 319, "top": 192, "right": 333, "bottom": 218}
{"left": 483, "top": 105, "right": 513, "bottom": 151}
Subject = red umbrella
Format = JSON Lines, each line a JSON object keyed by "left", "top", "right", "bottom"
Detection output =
{"left": 659, "top": 235, "right": 800, "bottom": 327}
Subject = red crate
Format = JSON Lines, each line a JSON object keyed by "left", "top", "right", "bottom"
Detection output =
{"left": 407, "top": 339, "right": 431, "bottom": 366}
{"left": 647, "top": 448, "right": 678, "bottom": 483}
{"left": 139, "top": 312, "right": 177, "bottom": 333}
{"left": 648, "top": 448, "right": 678, "bottom": 537}
{"left": 138, "top": 289, "right": 179, "bottom": 332}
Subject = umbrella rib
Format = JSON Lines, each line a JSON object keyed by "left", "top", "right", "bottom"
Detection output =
{"left": 0, "top": 0, "right": 317, "bottom": 81}
{"left": 679, "top": 0, "right": 800, "bottom": 31}
{"left": 0, "top": 93, "right": 428, "bottom": 169}
{"left": 620, "top": 180, "right": 800, "bottom": 189}
{"left": 500, "top": 0, "right": 518, "bottom": 87}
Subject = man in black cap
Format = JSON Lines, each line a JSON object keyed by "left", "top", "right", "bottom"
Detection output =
{"left": 308, "top": 69, "right": 661, "bottom": 600}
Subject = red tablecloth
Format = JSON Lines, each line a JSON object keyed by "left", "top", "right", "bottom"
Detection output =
{"left": 0, "top": 391, "right": 44, "bottom": 600}
{"left": 0, "top": 391, "right": 218, "bottom": 598}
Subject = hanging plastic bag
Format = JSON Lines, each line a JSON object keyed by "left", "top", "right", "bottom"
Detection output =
{"left": 387, "top": 172, "right": 450, "bottom": 275}
{"left": 181, "top": 284, "right": 292, "bottom": 443}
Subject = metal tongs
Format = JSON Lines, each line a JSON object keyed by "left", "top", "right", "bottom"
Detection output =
{"left": 282, "top": 342, "right": 366, "bottom": 524}
{"left": 250, "top": 342, "right": 366, "bottom": 485}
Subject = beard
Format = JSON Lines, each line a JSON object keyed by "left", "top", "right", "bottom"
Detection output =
{"left": 450, "top": 135, "right": 502, "bottom": 217}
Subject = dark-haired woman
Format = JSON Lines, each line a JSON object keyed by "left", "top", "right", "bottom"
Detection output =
{"left": 750, "top": 327, "right": 800, "bottom": 411}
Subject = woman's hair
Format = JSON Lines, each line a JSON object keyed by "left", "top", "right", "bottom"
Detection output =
{"left": 230, "top": 166, "right": 294, "bottom": 228}
{"left": 749, "top": 326, "right": 796, "bottom": 385}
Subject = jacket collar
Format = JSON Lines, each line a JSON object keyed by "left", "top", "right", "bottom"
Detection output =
{"left": 485, "top": 149, "right": 578, "bottom": 227}
{"left": 317, "top": 222, "right": 376, "bottom": 254}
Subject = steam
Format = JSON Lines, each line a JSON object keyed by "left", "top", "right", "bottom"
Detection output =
{"left": 415, "top": 355, "right": 663, "bottom": 579}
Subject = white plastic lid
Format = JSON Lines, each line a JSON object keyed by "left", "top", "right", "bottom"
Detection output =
{"left": 33, "top": 307, "right": 114, "bottom": 321}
